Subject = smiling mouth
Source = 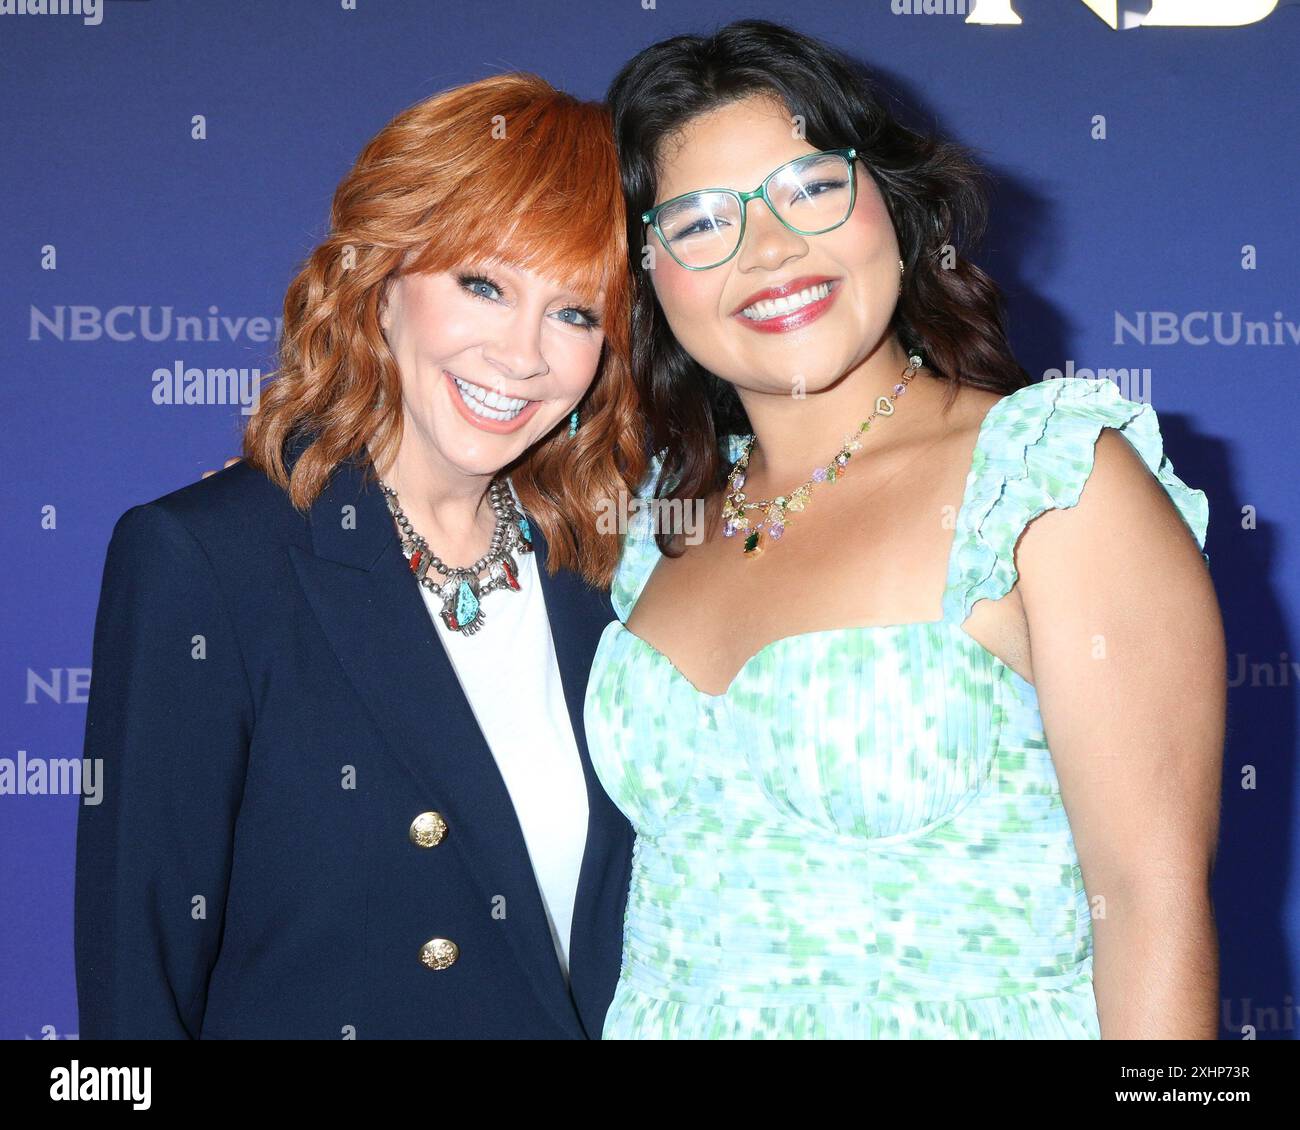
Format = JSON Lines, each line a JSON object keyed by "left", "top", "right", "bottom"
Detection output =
{"left": 738, "top": 280, "right": 835, "bottom": 322}
{"left": 449, "top": 373, "right": 533, "bottom": 422}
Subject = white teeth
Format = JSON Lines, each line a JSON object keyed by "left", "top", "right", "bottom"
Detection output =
{"left": 741, "top": 282, "right": 832, "bottom": 321}
{"left": 452, "top": 376, "right": 529, "bottom": 421}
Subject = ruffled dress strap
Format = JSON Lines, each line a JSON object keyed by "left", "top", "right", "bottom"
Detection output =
{"left": 941, "top": 377, "right": 1210, "bottom": 626}
{"left": 609, "top": 434, "right": 750, "bottom": 622}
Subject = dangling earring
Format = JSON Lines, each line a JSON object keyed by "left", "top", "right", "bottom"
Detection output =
{"left": 568, "top": 409, "right": 579, "bottom": 438}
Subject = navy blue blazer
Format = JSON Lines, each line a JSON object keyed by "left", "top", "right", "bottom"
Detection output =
{"left": 75, "top": 439, "right": 634, "bottom": 1039}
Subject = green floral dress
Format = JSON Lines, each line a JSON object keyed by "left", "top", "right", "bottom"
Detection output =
{"left": 583, "top": 377, "right": 1210, "bottom": 1039}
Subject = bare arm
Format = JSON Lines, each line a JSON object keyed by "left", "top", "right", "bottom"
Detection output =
{"left": 1015, "top": 426, "right": 1225, "bottom": 1039}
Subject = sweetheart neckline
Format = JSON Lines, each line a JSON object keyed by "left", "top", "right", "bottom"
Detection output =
{"left": 603, "top": 390, "right": 1065, "bottom": 702}
{"left": 603, "top": 617, "right": 1036, "bottom": 701}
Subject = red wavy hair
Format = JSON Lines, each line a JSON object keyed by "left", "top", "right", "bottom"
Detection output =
{"left": 243, "top": 73, "right": 645, "bottom": 588}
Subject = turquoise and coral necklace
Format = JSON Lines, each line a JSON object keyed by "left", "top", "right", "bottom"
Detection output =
{"left": 721, "top": 353, "right": 923, "bottom": 557}
{"left": 379, "top": 476, "right": 533, "bottom": 635}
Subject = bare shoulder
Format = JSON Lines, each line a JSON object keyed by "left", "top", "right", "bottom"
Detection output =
{"left": 911, "top": 376, "right": 1007, "bottom": 455}
{"left": 1016, "top": 423, "right": 1213, "bottom": 614}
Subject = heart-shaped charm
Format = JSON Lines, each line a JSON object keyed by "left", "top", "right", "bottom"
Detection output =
{"left": 875, "top": 395, "right": 895, "bottom": 416}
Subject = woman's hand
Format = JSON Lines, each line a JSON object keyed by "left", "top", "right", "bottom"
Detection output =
{"left": 201, "top": 458, "right": 243, "bottom": 480}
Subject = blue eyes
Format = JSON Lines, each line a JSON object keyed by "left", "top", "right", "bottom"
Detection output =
{"left": 552, "top": 307, "right": 600, "bottom": 328}
{"left": 456, "top": 273, "right": 600, "bottom": 331}
{"left": 461, "top": 275, "right": 502, "bottom": 303}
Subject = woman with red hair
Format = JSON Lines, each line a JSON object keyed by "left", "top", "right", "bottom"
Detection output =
{"left": 75, "top": 73, "right": 645, "bottom": 1039}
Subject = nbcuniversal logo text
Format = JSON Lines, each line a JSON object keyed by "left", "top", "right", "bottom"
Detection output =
{"left": 1115, "top": 311, "right": 1300, "bottom": 346}
{"left": 29, "top": 305, "right": 283, "bottom": 343}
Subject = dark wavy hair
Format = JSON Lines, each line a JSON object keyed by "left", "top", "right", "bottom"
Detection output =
{"left": 606, "top": 18, "right": 1030, "bottom": 555}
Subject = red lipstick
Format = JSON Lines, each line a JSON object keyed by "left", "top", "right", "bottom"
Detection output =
{"left": 730, "top": 275, "right": 840, "bottom": 335}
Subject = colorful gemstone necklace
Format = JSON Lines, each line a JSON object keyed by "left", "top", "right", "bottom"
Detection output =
{"left": 379, "top": 476, "right": 533, "bottom": 635}
{"left": 721, "top": 353, "right": 923, "bottom": 557}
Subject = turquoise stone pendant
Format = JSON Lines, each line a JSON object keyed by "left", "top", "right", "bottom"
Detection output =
{"left": 517, "top": 515, "right": 533, "bottom": 552}
{"left": 440, "top": 574, "right": 484, "bottom": 634}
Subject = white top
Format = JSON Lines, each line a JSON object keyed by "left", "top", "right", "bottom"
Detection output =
{"left": 414, "top": 488, "right": 590, "bottom": 984}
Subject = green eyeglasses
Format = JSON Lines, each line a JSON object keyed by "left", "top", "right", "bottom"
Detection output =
{"left": 641, "top": 148, "right": 858, "bottom": 271}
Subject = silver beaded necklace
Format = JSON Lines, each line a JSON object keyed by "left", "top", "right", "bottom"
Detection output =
{"left": 379, "top": 476, "right": 534, "bottom": 636}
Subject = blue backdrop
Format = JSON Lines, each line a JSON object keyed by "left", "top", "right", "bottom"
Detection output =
{"left": 2, "top": 0, "right": 1297, "bottom": 1040}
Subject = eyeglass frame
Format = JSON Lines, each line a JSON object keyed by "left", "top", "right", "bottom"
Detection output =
{"left": 640, "top": 147, "right": 859, "bottom": 271}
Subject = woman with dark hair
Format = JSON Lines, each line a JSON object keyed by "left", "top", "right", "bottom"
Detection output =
{"left": 585, "top": 20, "right": 1224, "bottom": 1039}
{"left": 75, "top": 74, "right": 644, "bottom": 1038}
